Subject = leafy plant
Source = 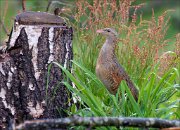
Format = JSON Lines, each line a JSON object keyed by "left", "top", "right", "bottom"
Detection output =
{"left": 48, "top": 0, "right": 179, "bottom": 129}
{"left": 52, "top": 61, "right": 179, "bottom": 120}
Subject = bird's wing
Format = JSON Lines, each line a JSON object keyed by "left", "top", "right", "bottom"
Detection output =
{"left": 111, "top": 62, "right": 139, "bottom": 100}
{"left": 110, "top": 63, "right": 126, "bottom": 92}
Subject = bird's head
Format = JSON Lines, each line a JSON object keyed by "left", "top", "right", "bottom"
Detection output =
{"left": 96, "top": 28, "right": 118, "bottom": 38}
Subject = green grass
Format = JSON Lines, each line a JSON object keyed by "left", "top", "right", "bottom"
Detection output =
{"left": 1, "top": 0, "right": 179, "bottom": 129}
{"left": 51, "top": 60, "right": 179, "bottom": 129}
{"left": 51, "top": 1, "right": 179, "bottom": 129}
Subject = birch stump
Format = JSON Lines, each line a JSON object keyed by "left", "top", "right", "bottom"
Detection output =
{"left": 0, "top": 11, "right": 73, "bottom": 129}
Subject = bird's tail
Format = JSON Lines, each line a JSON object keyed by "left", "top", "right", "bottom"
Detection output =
{"left": 125, "top": 78, "right": 139, "bottom": 101}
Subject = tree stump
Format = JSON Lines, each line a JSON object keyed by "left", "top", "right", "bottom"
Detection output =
{"left": 0, "top": 11, "right": 73, "bottom": 129}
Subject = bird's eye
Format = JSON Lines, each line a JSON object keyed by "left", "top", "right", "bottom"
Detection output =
{"left": 106, "top": 29, "right": 110, "bottom": 32}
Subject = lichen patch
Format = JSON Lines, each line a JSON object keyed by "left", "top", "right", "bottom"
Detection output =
{"left": 9, "top": 25, "right": 22, "bottom": 48}
{"left": 64, "top": 42, "right": 69, "bottom": 69}
{"left": 27, "top": 101, "right": 44, "bottom": 118}
{"left": 6, "top": 70, "right": 13, "bottom": 89}
{"left": 48, "top": 27, "right": 54, "bottom": 63}
{"left": 25, "top": 26, "right": 42, "bottom": 80}
{"left": 29, "top": 82, "right": 35, "bottom": 91}
{"left": 0, "top": 63, "right": 5, "bottom": 76}
{"left": 0, "top": 88, "right": 15, "bottom": 115}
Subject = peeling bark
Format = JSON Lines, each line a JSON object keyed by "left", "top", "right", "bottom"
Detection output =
{"left": 0, "top": 11, "right": 73, "bottom": 129}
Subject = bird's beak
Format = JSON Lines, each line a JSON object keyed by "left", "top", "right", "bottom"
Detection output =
{"left": 96, "top": 29, "right": 103, "bottom": 33}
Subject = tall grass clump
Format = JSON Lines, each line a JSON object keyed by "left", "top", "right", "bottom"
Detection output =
{"left": 72, "top": 0, "right": 178, "bottom": 82}
{"left": 49, "top": 0, "right": 179, "bottom": 128}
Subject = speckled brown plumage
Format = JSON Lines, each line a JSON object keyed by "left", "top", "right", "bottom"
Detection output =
{"left": 96, "top": 28, "right": 138, "bottom": 100}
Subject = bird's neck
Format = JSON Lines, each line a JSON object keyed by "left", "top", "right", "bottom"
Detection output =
{"left": 101, "top": 37, "right": 117, "bottom": 53}
{"left": 99, "top": 37, "right": 118, "bottom": 63}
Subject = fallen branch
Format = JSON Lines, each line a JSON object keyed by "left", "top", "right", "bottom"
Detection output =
{"left": 14, "top": 116, "right": 180, "bottom": 130}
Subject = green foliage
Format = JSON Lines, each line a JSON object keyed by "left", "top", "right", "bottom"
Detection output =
{"left": 72, "top": 0, "right": 179, "bottom": 86}
{"left": 1, "top": 0, "right": 179, "bottom": 128}
{"left": 52, "top": 61, "right": 179, "bottom": 121}
{"left": 46, "top": 1, "right": 180, "bottom": 129}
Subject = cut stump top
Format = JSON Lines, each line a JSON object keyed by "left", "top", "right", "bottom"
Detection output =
{"left": 15, "top": 11, "right": 65, "bottom": 25}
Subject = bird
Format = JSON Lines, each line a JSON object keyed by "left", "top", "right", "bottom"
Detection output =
{"left": 96, "top": 28, "right": 139, "bottom": 101}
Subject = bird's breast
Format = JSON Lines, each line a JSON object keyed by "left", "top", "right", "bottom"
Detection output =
{"left": 96, "top": 58, "right": 116, "bottom": 85}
